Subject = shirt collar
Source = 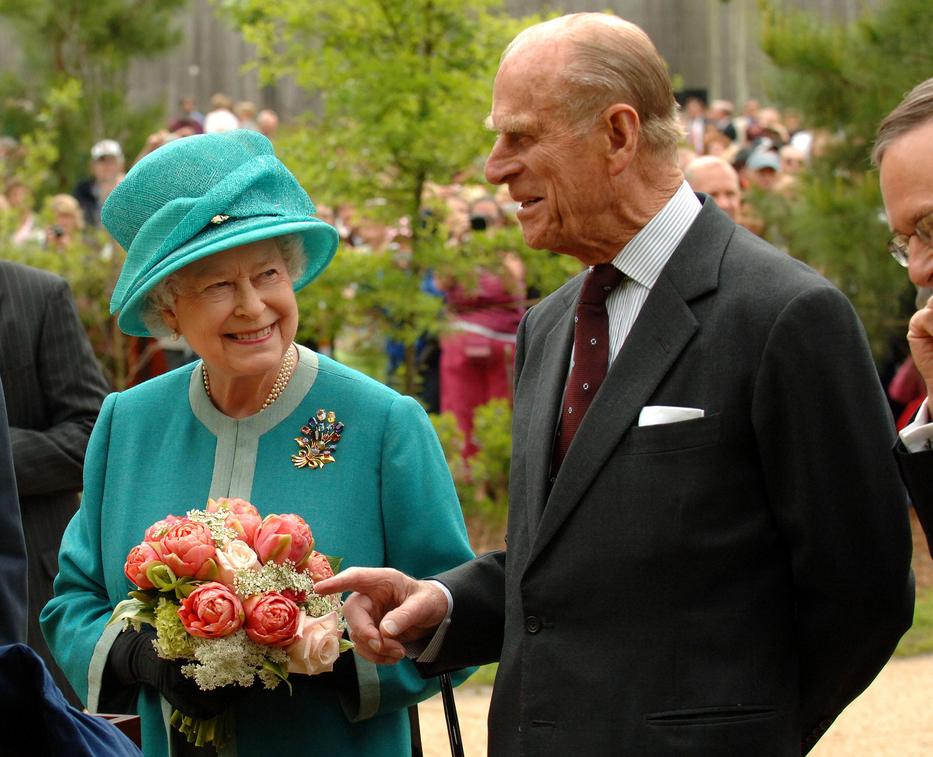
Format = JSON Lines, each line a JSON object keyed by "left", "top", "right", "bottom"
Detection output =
{"left": 611, "top": 181, "right": 702, "bottom": 289}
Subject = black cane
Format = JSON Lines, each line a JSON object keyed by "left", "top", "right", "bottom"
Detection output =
{"left": 439, "top": 672, "right": 465, "bottom": 757}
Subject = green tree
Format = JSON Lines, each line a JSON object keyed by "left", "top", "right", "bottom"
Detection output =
{"left": 0, "top": 0, "right": 189, "bottom": 193}
{"left": 219, "top": 0, "right": 578, "bottom": 393}
{"left": 757, "top": 0, "right": 933, "bottom": 358}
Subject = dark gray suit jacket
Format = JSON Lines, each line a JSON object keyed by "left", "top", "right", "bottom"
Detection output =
{"left": 894, "top": 442, "right": 933, "bottom": 556}
{"left": 427, "top": 199, "right": 914, "bottom": 755}
{"left": 0, "top": 261, "right": 109, "bottom": 701}
{"left": 0, "top": 378, "right": 27, "bottom": 645}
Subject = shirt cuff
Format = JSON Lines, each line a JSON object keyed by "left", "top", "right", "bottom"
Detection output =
{"left": 404, "top": 580, "right": 453, "bottom": 663}
{"left": 899, "top": 398, "right": 933, "bottom": 452}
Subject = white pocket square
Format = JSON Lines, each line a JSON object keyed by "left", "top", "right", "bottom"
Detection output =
{"left": 638, "top": 405, "right": 705, "bottom": 427}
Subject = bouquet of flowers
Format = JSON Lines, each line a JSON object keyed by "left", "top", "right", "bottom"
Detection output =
{"left": 109, "top": 497, "right": 352, "bottom": 747}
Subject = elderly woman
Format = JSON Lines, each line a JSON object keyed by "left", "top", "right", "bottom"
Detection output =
{"left": 40, "top": 130, "right": 474, "bottom": 755}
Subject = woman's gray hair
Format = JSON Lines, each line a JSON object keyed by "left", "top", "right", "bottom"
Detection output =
{"left": 503, "top": 14, "right": 682, "bottom": 160}
{"left": 141, "top": 233, "right": 306, "bottom": 336}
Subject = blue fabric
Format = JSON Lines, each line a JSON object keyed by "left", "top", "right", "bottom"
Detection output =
{"left": 0, "top": 644, "right": 141, "bottom": 755}
{"left": 41, "top": 352, "right": 474, "bottom": 756}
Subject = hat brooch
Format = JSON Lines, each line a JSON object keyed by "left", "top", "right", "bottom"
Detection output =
{"left": 292, "top": 409, "right": 344, "bottom": 469}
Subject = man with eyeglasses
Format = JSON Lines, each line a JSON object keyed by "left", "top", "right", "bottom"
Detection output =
{"left": 876, "top": 77, "right": 933, "bottom": 554}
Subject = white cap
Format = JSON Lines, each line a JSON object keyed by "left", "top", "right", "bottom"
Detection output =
{"left": 91, "top": 139, "right": 123, "bottom": 161}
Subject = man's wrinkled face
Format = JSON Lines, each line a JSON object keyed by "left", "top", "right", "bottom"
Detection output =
{"left": 483, "top": 45, "right": 612, "bottom": 260}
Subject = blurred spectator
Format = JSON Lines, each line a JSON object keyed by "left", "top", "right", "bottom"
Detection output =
{"left": 734, "top": 98, "right": 760, "bottom": 143}
{"left": 779, "top": 144, "right": 806, "bottom": 175}
{"left": 437, "top": 194, "right": 526, "bottom": 458}
{"left": 702, "top": 124, "right": 733, "bottom": 158}
{"left": 167, "top": 95, "right": 204, "bottom": 134}
{"left": 744, "top": 148, "right": 782, "bottom": 192}
{"left": 5, "top": 178, "right": 43, "bottom": 247}
{"left": 235, "top": 100, "right": 259, "bottom": 130}
{"left": 685, "top": 156, "right": 741, "bottom": 222}
{"left": 73, "top": 140, "right": 125, "bottom": 227}
{"left": 44, "top": 194, "right": 85, "bottom": 250}
{"left": 708, "top": 99, "right": 737, "bottom": 141}
{"left": 203, "top": 92, "right": 239, "bottom": 133}
{"left": 682, "top": 96, "right": 707, "bottom": 153}
{"left": 257, "top": 109, "right": 280, "bottom": 139}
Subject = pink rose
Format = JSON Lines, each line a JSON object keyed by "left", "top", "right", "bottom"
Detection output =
{"left": 178, "top": 582, "right": 244, "bottom": 638}
{"left": 207, "top": 498, "right": 262, "bottom": 546}
{"left": 124, "top": 542, "right": 163, "bottom": 590}
{"left": 305, "top": 550, "right": 334, "bottom": 583}
{"left": 160, "top": 520, "right": 218, "bottom": 580}
{"left": 286, "top": 611, "right": 342, "bottom": 675}
{"left": 242, "top": 592, "right": 301, "bottom": 647}
{"left": 144, "top": 514, "right": 182, "bottom": 542}
{"left": 253, "top": 514, "right": 314, "bottom": 569}
{"left": 215, "top": 539, "right": 261, "bottom": 587}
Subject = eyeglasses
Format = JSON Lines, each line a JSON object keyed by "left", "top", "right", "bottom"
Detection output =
{"left": 889, "top": 211, "right": 933, "bottom": 267}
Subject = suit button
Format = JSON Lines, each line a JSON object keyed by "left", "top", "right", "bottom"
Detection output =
{"left": 525, "top": 615, "right": 541, "bottom": 634}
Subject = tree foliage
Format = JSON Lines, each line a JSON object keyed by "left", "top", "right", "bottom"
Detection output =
{"left": 0, "top": 0, "right": 188, "bottom": 193}
{"left": 218, "top": 0, "right": 581, "bottom": 392}
{"left": 758, "top": 0, "right": 933, "bottom": 356}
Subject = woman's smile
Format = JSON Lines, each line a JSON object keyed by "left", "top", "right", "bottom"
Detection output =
{"left": 227, "top": 324, "right": 275, "bottom": 343}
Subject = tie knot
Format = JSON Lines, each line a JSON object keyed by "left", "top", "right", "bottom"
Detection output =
{"left": 579, "top": 264, "right": 624, "bottom": 305}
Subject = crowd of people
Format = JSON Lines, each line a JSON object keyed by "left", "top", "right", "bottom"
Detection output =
{"left": 1, "top": 13, "right": 932, "bottom": 754}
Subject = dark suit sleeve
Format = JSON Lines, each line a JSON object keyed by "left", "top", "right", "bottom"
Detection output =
{"left": 8, "top": 276, "right": 108, "bottom": 497}
{"left": 752, "top": 286, "right": 914, "bottom": 750}
{"left": 0, "top": 380, "right": 28, "bottom": 645}
{"left": 893, "top": 441, "right": 933, "bottom": 557}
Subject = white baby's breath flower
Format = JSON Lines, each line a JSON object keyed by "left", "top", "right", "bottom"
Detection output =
{"left": 180, "top": 631, "right": 288, "bottom": 691}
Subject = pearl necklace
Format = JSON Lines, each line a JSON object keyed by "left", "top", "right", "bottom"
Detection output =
{"left": 202, "top": 344, "right": 297, "bottom": 413}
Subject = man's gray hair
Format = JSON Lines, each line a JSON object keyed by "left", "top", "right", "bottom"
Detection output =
{"left": 872, "top": 77, "right": 933, "bottom": 167}
{"left": 503, "top": 14, "right": 682, "bottom": 159}
{"left": 141, "top": 234, "right": 306, "bottom": 336}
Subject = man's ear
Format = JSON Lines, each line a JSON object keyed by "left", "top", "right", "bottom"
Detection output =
{"left": 604, "top": 104, "right": 640, "bottom": 176}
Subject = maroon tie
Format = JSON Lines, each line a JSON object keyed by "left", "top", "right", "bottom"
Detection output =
{"left": 552, "top": 264, "right": 625, "bottom": 471}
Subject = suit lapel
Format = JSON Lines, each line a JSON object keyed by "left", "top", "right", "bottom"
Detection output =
{"left": 523, "top": 199, "right": 734, "bottom": 572}
{"left": 523, "top": 284, "right": 578, "bottom": 534}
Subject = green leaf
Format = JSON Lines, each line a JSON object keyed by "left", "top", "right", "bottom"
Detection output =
{"left": 261, "top": 659, "right": 292, "bottom": 695}
{"left": 107, "top": 598, "right": 156, "bottom": 628}
{"left": 339, "top": 638, "right": 355, "bottom": 654}
{"left": 326, "top": 555, "right": 343, "bottom": 575}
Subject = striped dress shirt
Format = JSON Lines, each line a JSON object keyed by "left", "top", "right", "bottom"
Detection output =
{"left": 603, "top": 182, "right": 701, "bottom": 363}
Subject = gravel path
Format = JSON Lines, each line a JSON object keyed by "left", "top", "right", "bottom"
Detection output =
{"left": 419, "top": 655, "right": 933, "bottom": 756}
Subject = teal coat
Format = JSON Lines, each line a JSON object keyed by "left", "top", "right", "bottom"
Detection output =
{"left": 41, "top": 346, "right": 474, "bottom": 756}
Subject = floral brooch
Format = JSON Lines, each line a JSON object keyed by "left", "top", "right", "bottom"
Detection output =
{"left": 292, "top": 409, "right": 344, "bottom": 470}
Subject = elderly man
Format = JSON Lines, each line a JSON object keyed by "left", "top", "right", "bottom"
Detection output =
{"left": 684, "top": 155, "right": 741, "bottom": 221}
{"left": 317, "top": 13, "right": 913, "bottom": 755}
{"left": 880, "top": 77, "right": 933, "bottom": 554}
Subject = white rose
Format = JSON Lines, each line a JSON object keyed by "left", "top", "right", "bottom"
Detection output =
{"left": 216, "top": 539, "right": 261, "bottom": 587}
{"left": 286, "top": 611, "right": 342, "bottom": 676}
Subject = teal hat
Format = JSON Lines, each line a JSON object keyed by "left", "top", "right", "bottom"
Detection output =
{"left": 103, "top": 129, "right": 338, "bottom": 337}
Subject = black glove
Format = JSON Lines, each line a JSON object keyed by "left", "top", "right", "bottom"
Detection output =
{"left": 107, "top": 627, "right": 237, "bottom": 719}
